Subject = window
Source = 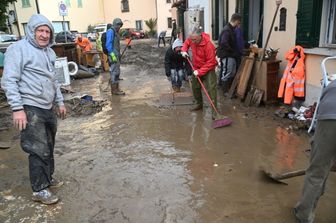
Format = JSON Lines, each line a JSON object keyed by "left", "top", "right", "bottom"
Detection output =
{"left": 65, "top": 0, "right": 71, "bottom": 7}
{"left": 121, "top": 0, "right": 129, "bottom": 12}
{"left": 22, "top": 23, "right": 28, "bottom": 35}
{"left": 279, "top": 8, "right": 286, "bottom": 31}
{"left": 324, "top": 0, "right": 336, "bottom": 45}
{"left": 167, "top": 17, "right": 172, "bottom": 28}
{"left": 77, "top": 0, "right": 82, "bottom": 8}
{"left": 22, "top": 0, "right": 31, "bottom": 8}
{"left": 52, "top": 22, "right": 70, "bottom": 33}
{"left": 296, "top": 0, "right": 323, "bottom": 47}
{"left": 296, "top": 0, "right": 336, "bottom": 47}
{"left": 166, "top": 0, "right": 171, "bottom": 3}
{"left": 136, "top": 20, "right": 143, "bottom": 30}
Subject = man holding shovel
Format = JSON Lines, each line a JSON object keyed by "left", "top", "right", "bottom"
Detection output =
{"left": 293, "top": 79, "right": 336, "bottom": 222}
{"left": 180, "top": 26, "right": 218, "bottom": 119}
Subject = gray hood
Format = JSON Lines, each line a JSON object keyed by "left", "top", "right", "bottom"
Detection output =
{"left": 172, "top": 39, "right": 183, "bottom": 50}
{"left": 26, "top": 14, "right": 55, "bottom": 48}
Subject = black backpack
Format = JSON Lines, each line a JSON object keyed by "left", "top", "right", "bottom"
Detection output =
{"left": 101, "top": 32, "right": 108, "bottom": 55}
{"left": 101, "top": 28, "right": 117, "bottom": 55}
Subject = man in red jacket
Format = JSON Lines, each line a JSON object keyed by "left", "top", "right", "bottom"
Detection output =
{"left": 181, "top": 26, "right": 218, "bottom": 119}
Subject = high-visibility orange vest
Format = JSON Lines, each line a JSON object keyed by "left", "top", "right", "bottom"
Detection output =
{"left": 278, "top": 45, "right": 305, "bottom": 104}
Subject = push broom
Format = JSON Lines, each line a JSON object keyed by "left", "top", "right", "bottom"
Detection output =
{"left": 186, "top": 58, "right": 232, "bottom": 128}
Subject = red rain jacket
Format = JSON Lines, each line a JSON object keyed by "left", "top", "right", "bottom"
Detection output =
{"left": 181, "top": 32, "right": 217, "bottom": 76}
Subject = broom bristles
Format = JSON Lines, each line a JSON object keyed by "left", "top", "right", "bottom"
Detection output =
{"left": 212, "top": 117, "right": 232, "bottom": 129}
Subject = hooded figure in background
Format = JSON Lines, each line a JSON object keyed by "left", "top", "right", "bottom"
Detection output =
{"left": 164, "top": 39, "right": 191, "bottom": 92}
{"left": 1, "top": 14, "right": 67, "bottom": 205}
{"left": 106, "top": 18, "right": 125, "bottom": 95}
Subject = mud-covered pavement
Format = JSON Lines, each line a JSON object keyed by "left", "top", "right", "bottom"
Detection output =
{"left": 1, "top": 39, "right": 335, "bottom": 223}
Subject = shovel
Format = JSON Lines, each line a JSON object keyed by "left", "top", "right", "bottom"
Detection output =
{"left": 186, "top": 58, "right": 232, "bottom": 128}
{"left": 261, "top": 163, "right": 336, "bottom": 185}
{"left": 260, "top": 168, "right": 306, "bottom": 185}
{"left": 245, "top": 0, "right": 282, "bottom": 106}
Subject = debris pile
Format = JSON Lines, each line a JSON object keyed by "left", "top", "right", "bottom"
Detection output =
{"left": 64, "top": 95, "right": 107, "bottom": 117}
{"left": 274, "top": 103, "right": 317, "bottom": 130}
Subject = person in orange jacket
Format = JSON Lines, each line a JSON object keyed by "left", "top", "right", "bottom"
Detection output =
{"left": 75, "top": 34, "right": 92, "bottom": 52}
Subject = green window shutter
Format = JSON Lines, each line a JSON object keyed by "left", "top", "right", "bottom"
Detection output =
{"left": 296, "top": 0, "right": 323, "bottom": 48}
{"left": 77, "top": 0, "right": 83, "bottom": 8}
{"left": 65, "top": 0, "right": 71, "bottom": 7}
{"left": 22, "top": 0, "right": 31, "bottom": 8}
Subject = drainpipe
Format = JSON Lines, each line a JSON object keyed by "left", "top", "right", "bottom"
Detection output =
{"left": 35, "top": 0, "right": 40, "bottom": 14}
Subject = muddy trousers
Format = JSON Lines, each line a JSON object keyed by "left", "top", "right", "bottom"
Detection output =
{"left": 21, "top": 105, "right": 57, "bottom": 192}
{"left": 192, "top": 70, "right": 217, "bottom": 108}
{"left": 108, "top": 57, "right": 121, "bottom": 84}
{"left": 294, "top": 120, "right": 336, "bottom": 223}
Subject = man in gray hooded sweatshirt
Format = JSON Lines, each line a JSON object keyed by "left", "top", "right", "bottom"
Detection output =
{"left": 1, "top": 14, "right": 66, "bottom": 205}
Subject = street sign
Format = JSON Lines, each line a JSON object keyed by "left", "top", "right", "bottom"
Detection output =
{"left": 59, "top": 1, "right": 68, "bottom": 16}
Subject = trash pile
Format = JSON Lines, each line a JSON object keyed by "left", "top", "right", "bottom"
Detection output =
{"left": 274, "top": 103, "right": 317, "bottom": 130}
{"left": 64, "top": 95, "right": 107, "bottom": 117}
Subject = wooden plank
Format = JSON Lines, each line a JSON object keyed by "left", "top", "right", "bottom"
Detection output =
{"left": 236, "top": 57, "right": 255, "bottom": 99}
{"left": 227, "top": 57, "right": 247, "bottom": 99}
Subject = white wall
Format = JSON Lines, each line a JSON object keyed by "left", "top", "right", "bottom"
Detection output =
{"left": 157, "top": 0, "right": 173, "bottom": 37}
{"left": 188, "top": 0, "right": 210, "bottom": 34}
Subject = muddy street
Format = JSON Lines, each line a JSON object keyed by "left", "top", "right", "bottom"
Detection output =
{"left": 1, "top": 39, "right": 335, "bottom": 223}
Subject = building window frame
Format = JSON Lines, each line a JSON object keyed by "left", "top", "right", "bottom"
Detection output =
{"left": 279, "top": 7, "right": 286, "bottom": 31}
{"left": 22, "top": 0, "right": 31, "bottom": 8}
{"left": 320, "top": 0, "right": 336, "bottom": 47}
{"left": 77, "top": 0, "right": 83, "bottom": 8}
{"left": 167, "top": 17, "right": 172, "bottom": 28}
{"left": 135, "top": 20, "right": 143, "bottom": 30}
{"left": 65, "top": 0, "right": 71, "bottom": 7}
{"left": 121, "top": 0, "right": 130, "bottom": 12}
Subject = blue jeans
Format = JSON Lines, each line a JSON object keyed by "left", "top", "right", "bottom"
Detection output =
{"left": 21, "top": 105, "right": 58, "bottom": 192}
{"left": 171, "top": 69, "right": 185, "bottom": 87}
{"left": 108, "top": 56, "right": 120, "bottom": 84}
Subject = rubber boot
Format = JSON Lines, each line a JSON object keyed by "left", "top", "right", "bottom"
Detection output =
{"left": 117, "top": 83, "right": 125, "bottom": 94}
{"left": 172, "top": 86, "right": 181, "bottom": 92}
{"left": 111, "top": 83, "right": 125, "bottom": 95}
{"left": 190, "top": 103, "right": 203, "bottom": 111}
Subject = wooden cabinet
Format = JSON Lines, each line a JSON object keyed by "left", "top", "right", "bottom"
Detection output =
{"left": 253, "top": 60, "right": 281, "bottom": 103}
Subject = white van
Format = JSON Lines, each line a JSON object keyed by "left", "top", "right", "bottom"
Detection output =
{"left": 94, "top": 24, "right": 108, "bottom": 35}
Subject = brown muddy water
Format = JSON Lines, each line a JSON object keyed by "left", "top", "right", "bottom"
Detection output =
{"left": 1, "top": 39, "right": 335, "bottom": 223}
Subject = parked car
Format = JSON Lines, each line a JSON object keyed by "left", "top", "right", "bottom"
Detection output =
{"left": 120, "top": 28, "right": 145, "bottom": 39}
{"left": 86, "top": 32, "right": 97, "bottom": 41}
{"left": 94, "top": 24, "right": 108, "bottom": 35}
{"left": 55, "top": 31, "right": 76, "bottom": 43}
{"left": 131, "top": 29, "right": 145, "bottom": 39}
{"left": 0, "top": 34, "right": 17, "bottom": 42}
{"left": 0, "top": 34, "right": 18, "bottom": 48}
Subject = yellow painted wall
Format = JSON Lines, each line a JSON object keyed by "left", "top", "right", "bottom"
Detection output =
{"left": 157, "top": 0, "right": 173, "bottom": 35}
{"left": 263, "top": 0, "right": 297, "bottom": 74}
{"left": 12, "top": 0, "right": 105, "bottom": 35}
{"left": 38, "top": 0, "right": 105, "bottom": 32}
{"left": 102, "top": 0, "right": 157, "bottom": 30}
